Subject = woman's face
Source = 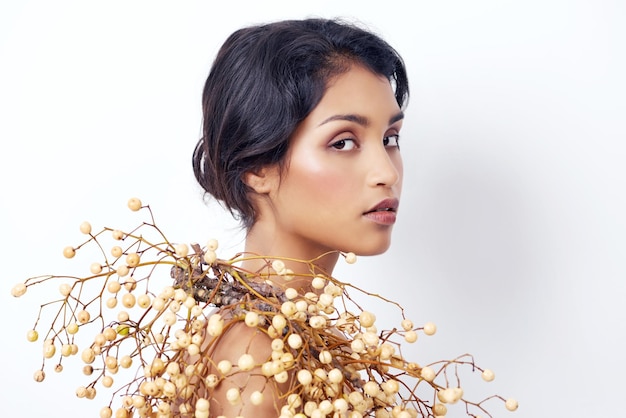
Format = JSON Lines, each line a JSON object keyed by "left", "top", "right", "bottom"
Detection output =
{"left": 262, "top": 64, "right": 404, "bottom": 257}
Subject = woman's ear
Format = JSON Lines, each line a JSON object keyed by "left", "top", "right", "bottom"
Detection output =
{"left": 243, "top": 165, "right": 280, "bottom": 194}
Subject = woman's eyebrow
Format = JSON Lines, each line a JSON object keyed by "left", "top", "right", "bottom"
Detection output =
{"left": 318, "top": 111, "right": 404, "bottom": 127}
{"left": 389, "top": 111, "right": 404, "bottom": 125}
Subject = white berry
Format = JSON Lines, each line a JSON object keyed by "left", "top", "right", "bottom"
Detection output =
{"left": 423, "top": 321, "right": 437, "bottom": 336}
{"left": 482, "top": 369, "right": 495, "bottom": 382}
{"left": 505, "top": 398, "right": 519, "bottom": 411}
{"left": 127, "top": 197, "right": 142, "bottom": 211}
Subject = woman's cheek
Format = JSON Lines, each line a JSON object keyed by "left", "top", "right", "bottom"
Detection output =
{"left": 299, "top": 162, "right": 356, "bottom": 201}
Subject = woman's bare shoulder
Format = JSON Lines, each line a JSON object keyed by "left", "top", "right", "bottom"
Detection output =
{"left": 205, "top": 315, "right": 288, "bottom": 417}
{"left": 209, "top": 318, "right": 273, "bottom": 369}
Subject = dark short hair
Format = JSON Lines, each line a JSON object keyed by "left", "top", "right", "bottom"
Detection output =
{"left": 192, "top": 18, "right": 409, "bottom": 228}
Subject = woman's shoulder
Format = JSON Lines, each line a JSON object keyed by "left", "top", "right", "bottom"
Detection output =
{"left": 208, "top": 313, "right": 274, "bottom": 363}
{"left": 202, "top": 310, "right": 290, "bottom": 417}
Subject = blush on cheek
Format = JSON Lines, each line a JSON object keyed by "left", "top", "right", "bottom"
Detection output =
{"left": 300, "top": 166, "right": 355, "bottom": 201}
{"left": 290, "top": 150, "right": 356, "bottom": 197}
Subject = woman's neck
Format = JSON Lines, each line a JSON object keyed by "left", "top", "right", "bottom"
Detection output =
{"left": 240, "top": 220, "right": 340, "bottom": 292}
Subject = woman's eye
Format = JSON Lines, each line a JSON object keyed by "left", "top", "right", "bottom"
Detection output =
{"left": 330, "top": 138, "right": 357, "bottom": 151}
{"left": 383, "top": 135, "right": 400, "bottom": 148}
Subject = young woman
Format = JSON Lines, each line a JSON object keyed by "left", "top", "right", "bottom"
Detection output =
{"left": 12, "top": 17, "right": 515, "bottom": 418}
{"left": 188, "top": 18, "right": 408, "bottom": 417}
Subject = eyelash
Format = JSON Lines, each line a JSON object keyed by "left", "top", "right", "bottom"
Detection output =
{"left": 330, "top": 135, "right": 401, "bottom": 151}
{"left": 383, "top": 134, "right": 400, "bottom": 149}
{"left": 330, "top": 138, "right": 357, "bottom": 151}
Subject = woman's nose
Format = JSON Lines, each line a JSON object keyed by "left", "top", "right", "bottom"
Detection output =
{"left": 367, "top": 146, "right": 401, "bottom": 188}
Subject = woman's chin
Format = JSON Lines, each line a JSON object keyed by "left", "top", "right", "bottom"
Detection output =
{"left": 345, "top": 240, "right": 392, "bottom": 257}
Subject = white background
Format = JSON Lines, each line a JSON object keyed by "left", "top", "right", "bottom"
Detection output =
{"left": 1, "top": 1, "right": 625, "bottom": 417}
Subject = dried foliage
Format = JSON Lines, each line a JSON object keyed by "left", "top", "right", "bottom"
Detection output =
{"left": 11, "top": 199, "right": 518, "bottom": 418}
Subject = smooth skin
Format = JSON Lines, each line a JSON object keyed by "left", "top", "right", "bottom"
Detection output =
{"left": 208, "top": 64, "right": 405, "bottom": 417}
{"left": 244, "top": 64, "right": 404, "bottom": 285}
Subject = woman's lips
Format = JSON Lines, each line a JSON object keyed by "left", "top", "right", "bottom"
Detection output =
{"left": 363, "top": 210, "right": 397, "bottom": 225}
{"left": 363, "top": 198, "right": 399, "bottom": 225}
